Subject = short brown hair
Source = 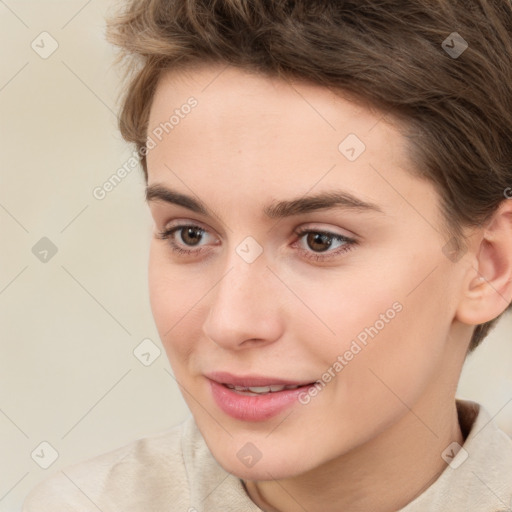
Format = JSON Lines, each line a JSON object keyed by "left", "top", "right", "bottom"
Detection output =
{"left": 105, "top": 0, "right": 512, "bottom": 353}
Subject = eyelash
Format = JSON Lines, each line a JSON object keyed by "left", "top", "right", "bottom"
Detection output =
{"left": 293, "top": 227, "right": 357, "bottom": 261}
{"left": 156, "top": 224, "right": 357, "bottom": 262}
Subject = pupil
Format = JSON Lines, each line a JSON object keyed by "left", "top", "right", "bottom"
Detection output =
{"left": 182, "top": 227, "right": 202, "bottom": 245}
{"left": 308, "top": 233, "right": 331, "bottom": 252}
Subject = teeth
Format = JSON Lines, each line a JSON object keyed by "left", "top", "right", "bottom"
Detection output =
{"left": 225, "top": 384, "right": 302, "bottom": 394}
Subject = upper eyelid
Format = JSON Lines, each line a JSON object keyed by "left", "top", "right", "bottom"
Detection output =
{"left": 295, "top": 226, "right": 354, "bottom": 238}
{"left": 164, "top": 222, "right": 356, "bottom": 247}
{"left": 162, "top": 219, "right": 212, "bottom": 234}
{"left": 164, "top": 220, "right": 352, "bottom": 236}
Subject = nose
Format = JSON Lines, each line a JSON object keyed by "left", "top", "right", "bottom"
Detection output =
{"left": 201, "top": 253, "right": 284, "bottom": 350}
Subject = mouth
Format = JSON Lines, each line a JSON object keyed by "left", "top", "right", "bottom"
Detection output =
{"left": 205, "top": 371, "right": 319, "bottom": 421}
{"left": 205, "top": 372, "right": 319, "bottom": 421}
{"left": 222, "top": 382, "right": 313, "bottom": 396}
{"left": 205, "top": 371, "right": 318, "bottom": 392}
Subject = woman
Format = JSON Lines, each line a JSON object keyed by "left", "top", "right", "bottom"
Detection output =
{"left": 24, "top": 1, "right": 512, "bottom": 510}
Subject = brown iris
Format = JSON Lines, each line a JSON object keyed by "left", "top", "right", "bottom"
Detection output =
{"left": 180, "top": 227, "right": 203, "bottom": 246}
{"left": 306, "top": 232, "right": 332, "bottom": 252}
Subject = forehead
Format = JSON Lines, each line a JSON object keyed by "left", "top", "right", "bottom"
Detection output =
{"left": 148, "top": 63, "right": 394, "bottom": 143}
{"left": 145, "top": 63, "right": 439, "bottom": 226}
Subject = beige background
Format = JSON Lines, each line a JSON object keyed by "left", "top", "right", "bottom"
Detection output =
{"left": 0, "top": 1, "right": 511, "bottom": 511}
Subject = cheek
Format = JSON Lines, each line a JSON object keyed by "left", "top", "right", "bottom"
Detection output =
{"left": 337, "top": 270, "right": 453, "bottom": 413}
{"left": 299, "top": 256, "right": 452, "bottom": 405}
{"left": 148, "top": 243, "right": 203, "bottom": 359}
{"left": 293, "top": 268, "right": 403, "bottom": 359}
{"left": 148, "top": 243, "right": 172, "bottom": 331}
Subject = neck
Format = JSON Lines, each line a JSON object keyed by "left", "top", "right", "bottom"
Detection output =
{"left": 243, "top": 395, "right": 464, "bottom": 512}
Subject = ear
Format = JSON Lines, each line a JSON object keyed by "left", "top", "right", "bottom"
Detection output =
{"left": 455, "top": 199, "right": 512, "bottom": 326}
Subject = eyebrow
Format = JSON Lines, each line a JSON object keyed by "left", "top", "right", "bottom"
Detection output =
{"left": 145, "top": 184, "right": 384, "bottom": 218}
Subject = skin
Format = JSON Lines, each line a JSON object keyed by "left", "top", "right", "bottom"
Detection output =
{"left": 145, "top": 64, "right": 512, "bottom": 512}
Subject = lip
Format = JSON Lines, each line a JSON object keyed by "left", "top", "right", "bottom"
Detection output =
{"left": 205, "top": 371, "right": 315, "bottom": 387}
{"left": 206, "top": 372, "right": 318, "bottom": 422}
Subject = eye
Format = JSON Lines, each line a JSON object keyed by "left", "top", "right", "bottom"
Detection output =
{"left": 156, "top": 223, "right": 217, "bottom": 256}
{"left": 156, "top": 222, "right": 357, "bottom": 262}
{"left": 293, "top": 227, "right": 357, "bottom": 262}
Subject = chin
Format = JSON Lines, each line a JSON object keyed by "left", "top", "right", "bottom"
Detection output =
{"left": 207, "top": 440, "right": 315, "bottom": 481}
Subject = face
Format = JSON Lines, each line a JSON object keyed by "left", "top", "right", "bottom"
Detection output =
{"left": 145, "top": 64, "right": 468, "bottom": 480}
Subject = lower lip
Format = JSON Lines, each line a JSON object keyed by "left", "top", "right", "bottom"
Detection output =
{"left": 209, "top": 380, "right": 316, "bottom": 422}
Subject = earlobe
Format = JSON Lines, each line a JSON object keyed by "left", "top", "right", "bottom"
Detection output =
{"left": 455, "top": 200, "right": 512, "bottom": 326}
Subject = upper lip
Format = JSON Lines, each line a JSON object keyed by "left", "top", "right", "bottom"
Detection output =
{"left": 206, "top": 371, "right": 317, "bottom": 387}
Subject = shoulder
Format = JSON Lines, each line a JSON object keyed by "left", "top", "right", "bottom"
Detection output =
{"left": 22, "top": 418, "right": 192, "bottom": 512}
{"left": 401, "top": 399, "right": 512, "bottom": 512}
